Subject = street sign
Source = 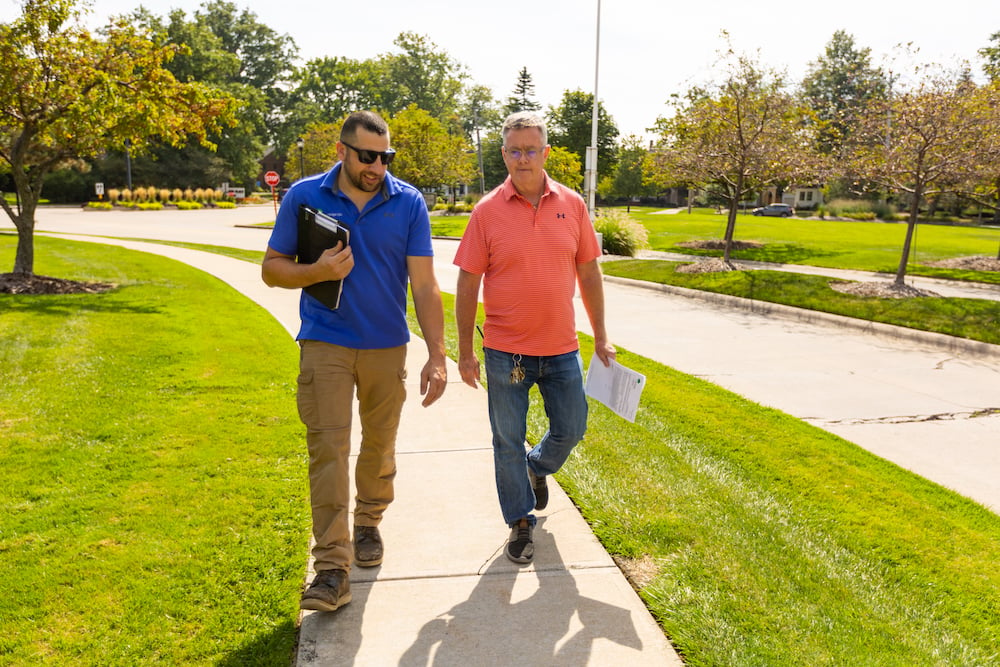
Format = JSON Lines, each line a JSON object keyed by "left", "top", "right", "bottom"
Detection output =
{"left": 264, "top": 171, "right": 280, "bottom": 187}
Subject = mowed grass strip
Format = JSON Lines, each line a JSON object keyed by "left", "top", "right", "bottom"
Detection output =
{"left": 415, "top": 293, "right": 1000, "bottom": 665}
{"left": 601, "top": 259, "right": 1000, "bottom": 346}
{"left": 1, "top": 235, "right": 307, "bottom": 665}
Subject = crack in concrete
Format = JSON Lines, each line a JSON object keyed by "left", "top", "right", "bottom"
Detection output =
{"left": 822, "top": 407, "right": 1000, "bottom": 425}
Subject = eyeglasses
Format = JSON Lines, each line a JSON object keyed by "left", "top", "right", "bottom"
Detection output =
{"left": 504, "top": 146, "right": 544, "bottom": 161}
{"left": 342, "top": 140, "right": 396, "bottom": 166}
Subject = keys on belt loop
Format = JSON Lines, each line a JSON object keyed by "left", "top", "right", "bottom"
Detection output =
{"left": 510, "top": 354, "right": 525, "bottom": 383}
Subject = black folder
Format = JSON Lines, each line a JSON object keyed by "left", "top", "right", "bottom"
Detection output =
{"left": 297, "top": 205, "right": 350, "bottom": 309}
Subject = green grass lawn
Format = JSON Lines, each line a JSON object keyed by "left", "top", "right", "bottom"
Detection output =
{"left": 412, "top": 293, "right": 1000, "bottom": 665}
{"left": 5, "top": 233, "right": 1000, "bottom": 665}
{"left": 601, "top": 260, "right": 1000, "bottom": 345}
{"left": 1, "top": 235, "right": 307, "bottom": 665}
{"left": 431, "top": 207, "right": 1000, "bottom": 284}
{"left": 626, "top": 206, "right": 1000, "bottom": 283}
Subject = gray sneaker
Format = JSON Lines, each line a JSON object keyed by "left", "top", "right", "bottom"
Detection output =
{"left": 354, "top": 525, "right": 383, "bottom": 567}
{"left": 528, "top": 467, "right": 548, "bottom": 510}
{"left": 505, "top": 518, "right": 534, "bottom": 564}
{"left": 300, "top": 568, "right": 351, "bottom": 612}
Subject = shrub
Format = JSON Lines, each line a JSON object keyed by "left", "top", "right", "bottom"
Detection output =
{"left": 120, "top": 188, "right": 133, "bottom": 202}
{"left": 594, "top": 209, "right": 649, "bottom": 257}
{"left": 824, "top": 198, "right": 895, "bottom": 221}
{"left": 86, "top": 201, "right": 113, "bottom": 210}
{"left": 215, "top": 200, "right": 236, "bottom": 209}
{"left": 184, "top": 188, "right": 195, "bottom": 201}
{"left": 133, "top": 186, "right": 149, "bottom": 202}
{"left": 158, "top": 189, "right": 171, "bottom": 202}
{"left": 137, "top": 201, "right": 163, "bottom": 210}
{"left": 107, "top": 189, "right": 120, "bottom": 203}
{"left": 172, "top": 188, "right": 184, "bottom": 202}
{"left": 194, "top": 188, "right": 207, "bottom": 201}
{"left": 176, "top": 201, "right": 203, "bottom": 210}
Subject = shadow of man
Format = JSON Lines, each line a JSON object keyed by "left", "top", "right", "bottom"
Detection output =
{"left": 399, "top": 519, "right": 643, "bottom": 665}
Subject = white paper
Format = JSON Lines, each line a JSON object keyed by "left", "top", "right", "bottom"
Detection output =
{"left": 585, "top": 355, "right": 646, "bottom": 422}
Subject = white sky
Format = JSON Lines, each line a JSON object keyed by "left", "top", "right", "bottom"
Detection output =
{"left": 5, "top": 0, "right": 999, "bottom": 142}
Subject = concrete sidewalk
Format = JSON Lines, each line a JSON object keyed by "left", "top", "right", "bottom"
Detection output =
{"left": 46, "top": 234, "right": 683, "bottom": 665}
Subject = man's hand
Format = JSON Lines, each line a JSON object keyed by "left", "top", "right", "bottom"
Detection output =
{"left": 458, "top": 353, "right": 481, "bottom": 389}
{"left": 419, "top": 357, "right": 447, "bottom": 407}
{"left": 594, "top": 339, "right": 616, "bottom": 367}
{"left": 315, "top": 241, "right": 354, "bottom": 281}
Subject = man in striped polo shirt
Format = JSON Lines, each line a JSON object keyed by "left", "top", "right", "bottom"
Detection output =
{"left": 454, "top": 111, "right": 616, "bottom": 564}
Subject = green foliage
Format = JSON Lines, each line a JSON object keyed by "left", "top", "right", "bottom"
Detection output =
{"left": 388, "top": 105, "right": 476, "bottom": 190}
{"left": 824, "top": 198, "right": 896, "bottom": 220}
{"left": 547, "top": 90, "right": 619, "bottom": 181}
{"left": 544, "top": 146, "right": 583, "bottom": 192}
{"left": 0, "top": 0, "right": 239, "bottom": 274}
{"left": 86, "top": 201, "right": 113, "bottom": 210}
{"left": 801, "top": 30, "right": 888, "bottom": 153}
{"left": 594, "top": 209, "right": 649, "bottom": 256}
{"left": 504, "top": 66, "right": 542, "bottom": 114}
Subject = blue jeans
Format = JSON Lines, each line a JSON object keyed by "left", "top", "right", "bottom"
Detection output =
{"left": 483, "top": 348, "right": 588, "bottom": 526}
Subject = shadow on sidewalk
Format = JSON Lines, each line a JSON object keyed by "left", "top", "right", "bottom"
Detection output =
{"left": 398, "top": 519, "right": 643, "bottom": 665}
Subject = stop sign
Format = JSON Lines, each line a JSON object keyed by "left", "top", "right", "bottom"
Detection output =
{"left": 264, "top": 170, "right": 280, "bottom": 187}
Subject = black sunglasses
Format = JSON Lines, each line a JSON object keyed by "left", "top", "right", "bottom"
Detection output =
{"left": 342, "top": 140, "right": 396, "bottom": 166}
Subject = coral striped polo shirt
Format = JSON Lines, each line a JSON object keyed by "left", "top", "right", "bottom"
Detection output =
{"left": 454, "top": 173, "right": 601, "bottom": 356}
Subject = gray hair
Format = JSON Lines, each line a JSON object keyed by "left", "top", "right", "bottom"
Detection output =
{"left": 502, "top": 111, "right": 547, "bottom": 146}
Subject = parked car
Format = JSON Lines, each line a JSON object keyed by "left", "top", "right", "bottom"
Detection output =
{"left": 751, "top": 203, "right": 795, "bottom": 217}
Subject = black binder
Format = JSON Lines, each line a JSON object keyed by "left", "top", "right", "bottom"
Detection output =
{"left": 297, "top": 205, "right": 350, "bottom": 309}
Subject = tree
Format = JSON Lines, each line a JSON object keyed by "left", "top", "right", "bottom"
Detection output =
{"left": 460, "top": 85, "right": 501, "bottom": 194}
{"left": 287, "top": 122, "right": 342, "bottom": 181}
{"left": 801, "top": 30, "right": 888, "bottom": 154}
{"left": 981, "top": 31, "right": 1000, "bottom": 82}
{"left": 504, "top": 67, "right": 541, "bottom": 114}
{"left": 387, "top": 105, "right": 476, "bottom": 192}
{"left": 547, "top": 90, "right": 619, "bottom": 183}
{"left": 544, "top": 146, "right": 583, "bottom": 192}
{"left": 288, "top": 56, "right": 382, "bottom": 129}
{"left": 378, "top": 32, "right": 466, "bottom": 123}
{"left": 845, "top": 73, "right": 1000, "bottom": 282}
{"left": 122, "top": 5, "right": 266, "bottom": 189}
{"left": 0, "top": 0, "right": 237, "bottom": 277}
{"left": 648, "top": 50, "right": 820, "bottom": 264}
{"left": 603, "top": 135, "right": 653, "bottom": 210}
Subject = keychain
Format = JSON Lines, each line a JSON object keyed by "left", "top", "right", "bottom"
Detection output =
{"left": 510, "top": 354, "right": 525, "bottom": 383}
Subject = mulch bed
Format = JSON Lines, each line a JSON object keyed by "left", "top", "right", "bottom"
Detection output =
{"left": 0, "top": 273, "right": 115, "bottom": 295}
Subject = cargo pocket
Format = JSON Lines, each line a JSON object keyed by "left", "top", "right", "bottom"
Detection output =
{"left": 296, "top": 368, "right": 317, "bottom": 427}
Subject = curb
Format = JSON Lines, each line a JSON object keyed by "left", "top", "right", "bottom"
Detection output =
{"left": 603, "top": 275, "right": 1000, "bottom": 360}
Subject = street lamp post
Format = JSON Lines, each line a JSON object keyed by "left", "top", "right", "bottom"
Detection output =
{"left": 586, "top": 0, "right": 602, "bottom": 220}
{"left": 124, "top": 139, "right": 133, "bottom": 190}
{"left": 296, "top": 137, "right": 305, "bottom": 180}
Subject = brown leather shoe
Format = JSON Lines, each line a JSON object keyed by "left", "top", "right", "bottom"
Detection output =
{"left": 300, "top": 569, "right": 351, "bottom": 612}
{"left": 354, "top": 525, "right": 383, "bottom": 567}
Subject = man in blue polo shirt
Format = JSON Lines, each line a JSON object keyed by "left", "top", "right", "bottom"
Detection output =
{"left": 262, "top": 110, "right": 447, "bottom": 613}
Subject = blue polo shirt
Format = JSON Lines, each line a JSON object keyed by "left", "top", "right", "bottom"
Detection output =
{"left": 268, "top": 163, "right": 433, "bottom": 349}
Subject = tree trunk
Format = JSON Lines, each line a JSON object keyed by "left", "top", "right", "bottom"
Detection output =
{"left": 4, "top": 175, "right": 39, "bottom": 277}
{"left": 895, "top": 188, "right": 922, "bottom": 286}
{"left": 723, "top": 197, "right": 738, "bottom": 263}
{"left": 3, "top": 159, "right": 43, "bottom": 277}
